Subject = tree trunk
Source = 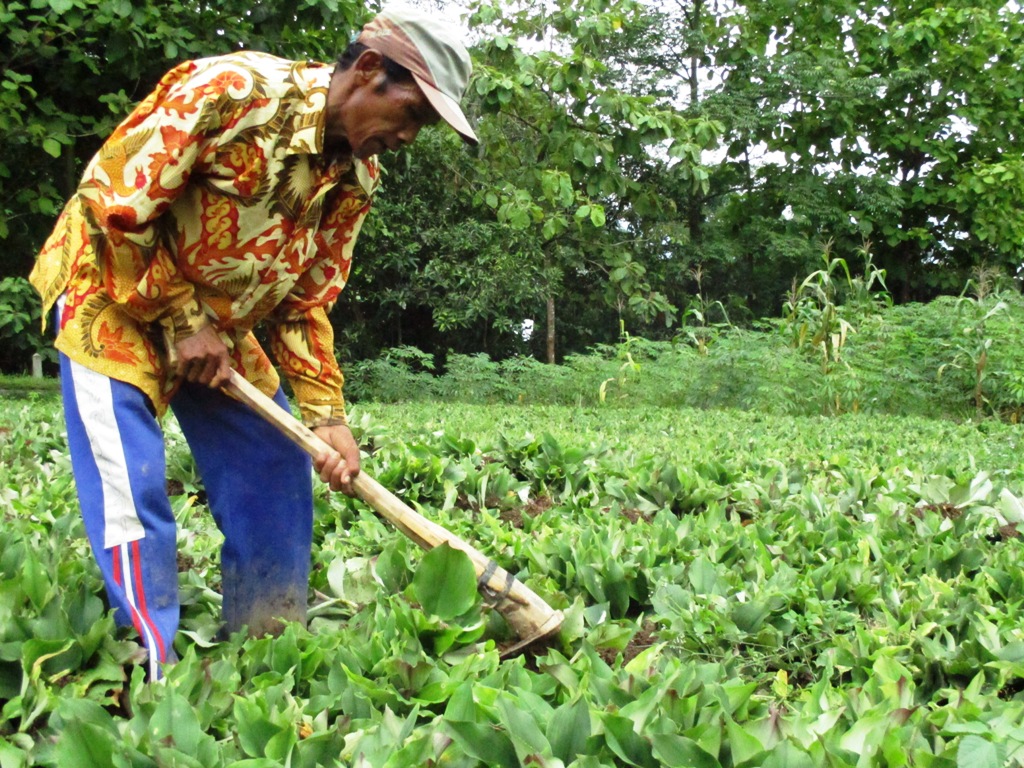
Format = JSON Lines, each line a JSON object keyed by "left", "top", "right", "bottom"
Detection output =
{"left": 688, "top": 0, "right": 702, "bottom": 107}
{"left": 686, "top": 0, "right": 704, "bottom": 247}
{"left": 546, "top": 294, "right": 556, "bottom": 365}
{"left": 543, "top": 249, "right": 557, "bottom": 364}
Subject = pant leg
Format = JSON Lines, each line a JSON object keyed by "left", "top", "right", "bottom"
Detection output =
{"left": 170, "top": 381, "right": 313, "bottom": 637}
{"left": 60, "top": 354, "right": 178, "bottom": 681}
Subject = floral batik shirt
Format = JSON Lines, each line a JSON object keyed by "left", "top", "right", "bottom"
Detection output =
{"left": 30, "top": 51, "right": 380, "bottom": 426}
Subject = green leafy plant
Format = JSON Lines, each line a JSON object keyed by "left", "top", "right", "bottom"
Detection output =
{"left": 679, "top": 265, "right": 733, "bottom": 356}
{"left": 6, "top": 391, "right": 1024, "bottom": 765}
{"left": 0, "top": 277, "right": 53, "bottom": 374}
{"left": 939, "top": 266, "right": 1013, "bottom": 416}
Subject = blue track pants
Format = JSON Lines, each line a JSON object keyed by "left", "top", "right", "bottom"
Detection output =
{"left": 59, "top": 353, "right": 313, "bottom": 680}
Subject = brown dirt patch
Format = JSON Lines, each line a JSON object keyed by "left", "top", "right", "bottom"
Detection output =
{"left": 595, "top": 621, "right": 660, "bottom": 667}
{"left": 499, "top": 508, "right": 525, "bottom": 529}
{"left": 499, "top": 496, "right": 554, "bottom": 530}
{"left": 526, "top": 496, "right": 554, "bottom": 516}
{"left": 622, "top": 621, "right": 659, "bottom": 664}
{"left": 618, "top": 508, "right": 651, "bottom": 524}
{"left": 914, "top": 503, "right": 963, "bottom": 520}
{"left": 998, "top": 523, "right": 1021, "bottom": 540}
{"left": 499, "top": 635, "right": 559, "bottom": 669}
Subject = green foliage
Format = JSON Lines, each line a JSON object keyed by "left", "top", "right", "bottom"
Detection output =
{"left": 6, "top": 386, "right": 1024, "bottom": 765}
{"left": 0, "top": 0, "right": 365, "bottom": 281}
{"left": 411, "top": 544, "right": 480, "bottom": 621}
{"left": 0, "top": 277, "right": 54, "bottom": 373}
{"left": 346, "top": 346, "right": 438, "bottom": 403}
{"left": 343, "top": 281, "right": 1024, "bottom": 422}
{"left": 466, "top": 0, "right": 721, "bottom": 357}
{"left": 722, "top": 0, "right": 1024, "bottom": 303}
{"left": 4, "top": 0, "right": 1022, "bottom": 369}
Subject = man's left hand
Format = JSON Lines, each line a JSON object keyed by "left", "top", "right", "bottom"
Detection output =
{"left": 312, "top": 424, "right": 361, "bottom": 496}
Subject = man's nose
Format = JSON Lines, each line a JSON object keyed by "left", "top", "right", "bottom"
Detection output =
{"left": 397, "top": 123, "right": 422, "bottom": 146}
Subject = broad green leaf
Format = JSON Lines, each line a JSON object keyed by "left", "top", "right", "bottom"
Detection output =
{"left": 263, "top": 727, "right": 298, "bottom": 761}
{"left": 650, "top": 734, "right": 721, "bottom": 768}
{"left": 327, "top": 556, "right": 379, "bottom": 605}
{"left": 547, "top": 698, "right": 591, "bottom": 762}
{"left": 602, "top": 713, "right": 654, "bottom": 767}
{"left": 495, "top": 695, "right": 552, "bottom": 764}
{"left": 0, "top": 738, "right": 27, "bottom": 768}
{"left": 732, "top": 600, "right": 771, "bottom": 633}
{"left": 688, "top": 556, "right": 723, "bottom": 596}
{"left": 233, "top": 697, "right": 285, "bottom": 758}
{"left": 53, "top": 723, "right": 117, "bottom": 768}
{"left": 957, "top": 736, "right": 1005, "bottom": 768}
{"left": 150, "top": 693, "right": 202, "bottom": 755}
{"left": 445, "top": 721, "right": 518, "bottom": 768}
{"left": 41, "top": 139, "right": 61, "bottom": 158}
{"left": 411, "top": 543, "right": 478, "bottom": 620}
{"left": 150, "top": 747, "right": 205, "bottom": 768}
{"left": 52, "top": 700, "right": 119, "bottom": 768}
{"left": 993, "top": 641, "right": 1024, "bottom": 662}
{"left": 760, "top": 742, "right": 817, "bottom": 768}
{"left": 373, "top": 540, "right": 410, "bottom": 594}
{"left": 725, "top": 717, "right": 765, "bottom": 766}
{"left": 839, "top": 713, "right": 889, "bottom": 755}
{"left": 20, "top": 552, "right": 50, "bottom": 610}
{"left": 997, "top": 489, "right": 1024, "bottom": 524}
{"left": 444, "top": 682, "right": 480, "bottom": 723}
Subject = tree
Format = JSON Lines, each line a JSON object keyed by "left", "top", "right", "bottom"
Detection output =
{"left": 0, "top": 0, "right": 365, "bottom": 279}
{"left": 719, "top": 0, "right": 1024, "bottom": 303}
{"left": 333, "top": 128, "right": 544, "bottom": 364}
{"left": 466, "top": 0, "right": 721, "bottom": 362}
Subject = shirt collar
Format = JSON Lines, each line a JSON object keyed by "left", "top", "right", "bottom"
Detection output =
{"left": 287, "top": 60, "right": 376, "bottom": 196}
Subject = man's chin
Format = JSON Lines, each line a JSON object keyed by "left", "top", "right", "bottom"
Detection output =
{"left": 353, "top": 142, "right": 382, "bottom": 160}
{"left": 324, "top": 137, "right": 353, "bottom": 158}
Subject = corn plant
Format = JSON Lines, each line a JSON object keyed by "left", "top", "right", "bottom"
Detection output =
{"left": 679, "top": 265, "right": 732, "bottom": 355}
{"left": 939, "top": 266, "right": 1012, "bottom": 416}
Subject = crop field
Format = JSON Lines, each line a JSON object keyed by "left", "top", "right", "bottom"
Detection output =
{"left": 2, "top": 392, "right": 1024, "bottom": 767}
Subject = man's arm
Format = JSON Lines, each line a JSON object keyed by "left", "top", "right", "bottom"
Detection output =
{"left": 267, "top": 174, "right": 377, "bottom": 494}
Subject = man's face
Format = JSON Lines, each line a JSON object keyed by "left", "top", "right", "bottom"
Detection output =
{"left": 328, "top": 59, "right": 441, "bottom": 160}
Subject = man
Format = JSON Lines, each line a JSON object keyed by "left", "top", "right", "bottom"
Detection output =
{"left": 30, "top": 5, "right": 478, "bottom": 680}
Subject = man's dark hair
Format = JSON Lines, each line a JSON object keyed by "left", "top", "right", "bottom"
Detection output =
{"left": 335, "top": 42, "right": 414, "bottom": 86}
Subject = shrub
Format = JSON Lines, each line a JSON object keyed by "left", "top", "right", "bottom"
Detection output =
{"left": 339, "top": 291, "right": 1024, "bottom": 421}
{"left": 345, "top": 346, "right": 438, "bottom": 403}
{"left": 0, "top": 277, "right": 53, "bottom": 374}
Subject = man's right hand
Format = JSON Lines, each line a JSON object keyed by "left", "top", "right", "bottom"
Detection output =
{"left": 175, "top": 325, "right": 232, "bottom": 388}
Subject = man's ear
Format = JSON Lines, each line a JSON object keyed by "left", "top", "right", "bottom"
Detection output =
{"left": 352, "top": 48, "right": 386, "bottom": 82}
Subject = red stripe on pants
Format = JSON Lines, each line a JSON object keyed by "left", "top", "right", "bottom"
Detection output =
{"left": 130, "top": 540, "right": 167, "bottom": 661}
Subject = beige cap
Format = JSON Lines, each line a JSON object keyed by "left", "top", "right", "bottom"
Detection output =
{"left": 358, "top": 4, "right": 478, "bottom": 145}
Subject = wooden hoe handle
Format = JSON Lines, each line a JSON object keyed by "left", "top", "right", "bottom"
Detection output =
{"left": 223, "top": 370, "right": 563, "bottom": 647}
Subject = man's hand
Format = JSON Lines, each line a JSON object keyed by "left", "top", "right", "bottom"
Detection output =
{"left": 175, "top": 325, "right": 232, "bottom": 388}
{"left": 312, "top": 424, "right": 361, "bottom": 496}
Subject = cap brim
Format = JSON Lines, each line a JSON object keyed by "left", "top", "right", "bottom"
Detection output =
{"left": 413, "top": 73, "right": 478, "bottom": 146}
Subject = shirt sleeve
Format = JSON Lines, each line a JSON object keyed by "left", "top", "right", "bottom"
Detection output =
{"left": 76, "top": 59, "right": 253, "bottom": 345}
{"left": 268, "top": 178, "right": 376, "bottom": 427}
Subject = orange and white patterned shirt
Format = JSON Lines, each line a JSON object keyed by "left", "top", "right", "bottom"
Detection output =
{"left": 30, "top": 51, "right": 380, "bottom": 426}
